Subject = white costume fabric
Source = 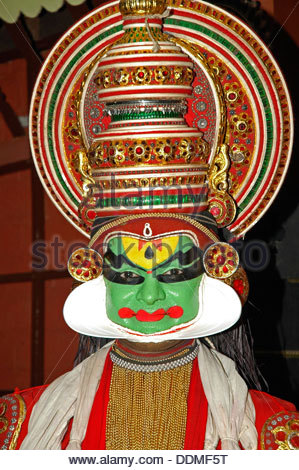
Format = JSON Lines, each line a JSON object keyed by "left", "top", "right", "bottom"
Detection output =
{"left": 20, "top": 342, "right": 257, "bottom": 450}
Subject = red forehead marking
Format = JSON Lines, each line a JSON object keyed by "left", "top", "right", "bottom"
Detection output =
{"left": 138, "top": 238, "right": 163, "bottom": 251}
{"left": 147, "top": 270, "right": 152, "bottom": 274}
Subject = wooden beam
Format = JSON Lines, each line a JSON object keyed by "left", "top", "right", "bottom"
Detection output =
{"left": 0, "top": 159, "right": 31, "bottom": 176}
{"left": 5, "top": 19, "right": 43, "bottom": 103}
{"left": 30, "top": 169, "right": 45, "bottom": 386}
{"left": 31, "top": 277, "right": 44, "bottom": 386}
{"left": 260, "top": 0, "right": 274, "bottom": 15}
{"left": 0, "top": 270, "right": 69, "bottom": 284}
{"left": 5, "top": 20, "right": 42, "bottom": 75}
{"left": 0, "top": 31, "right": 64, "bottom": 64}
{"left": 0, "top": 88, "right": 25, "bottom": 137}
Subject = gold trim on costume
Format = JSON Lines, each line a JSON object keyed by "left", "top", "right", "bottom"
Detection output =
{"left": 9, "top": 394, "right": 26, "bottom": 450}
{"left": 260, "top": 411, "right": 299, "bottom": 450}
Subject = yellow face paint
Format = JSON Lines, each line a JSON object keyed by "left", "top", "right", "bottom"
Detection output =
{"left": 121, "top": 236, "right": 179, "bottom": 270}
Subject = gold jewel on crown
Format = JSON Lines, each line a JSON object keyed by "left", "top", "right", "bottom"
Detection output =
{"left": 75, "top": 0, "right": 235, "bottom": 229}
{"left": 119, "top": 0, "right": 167, "bottom": 16}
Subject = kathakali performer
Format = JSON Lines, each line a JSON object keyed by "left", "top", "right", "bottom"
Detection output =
{"left": 1, "top": 0, "right": 298, "bottom": 450}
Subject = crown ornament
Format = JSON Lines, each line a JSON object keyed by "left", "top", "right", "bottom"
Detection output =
{"left": 72, "top": 0, "right": 232, "bottom": 228}
{"left": 119, "top": 0, "right": 167, "bottom": 16}
{"left": 30, "top": 0, "right": 293, "bottom": 239}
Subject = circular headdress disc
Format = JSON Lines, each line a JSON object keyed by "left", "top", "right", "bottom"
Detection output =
{"left": 30, "top": 0, "right": 293, "bottom": 238}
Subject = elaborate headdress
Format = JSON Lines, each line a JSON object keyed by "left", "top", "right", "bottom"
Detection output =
{"left": 30, "top": 0, "right": 293, "bottom": 341}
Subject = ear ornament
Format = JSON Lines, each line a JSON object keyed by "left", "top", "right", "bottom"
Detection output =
{"left": 203, "top": 242, "right": 239, "bottom": 279}
{"left": 67, "top": 248, "right": 103, "bottom": 282}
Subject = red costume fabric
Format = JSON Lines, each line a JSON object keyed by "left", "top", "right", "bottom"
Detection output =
{"left": 0, "top": 355, "right": 296, "bottom": 450}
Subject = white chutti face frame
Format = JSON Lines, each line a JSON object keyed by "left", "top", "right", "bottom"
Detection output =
{"left": 63, "top": 274, "right": 242, "bottom": 343}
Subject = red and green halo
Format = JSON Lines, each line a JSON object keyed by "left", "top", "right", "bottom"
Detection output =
{"left": 30, "top": 0, "right": 293, "bottom": 238}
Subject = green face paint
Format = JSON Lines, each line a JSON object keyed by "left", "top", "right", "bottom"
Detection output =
{"left": 103, "top": 235, "right": 203, "bottom": 334}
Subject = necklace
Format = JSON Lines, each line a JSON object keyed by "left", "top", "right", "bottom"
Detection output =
{"left": 110, "top": 339, "right": 199, "bottom": 372}
{"left": 106, "top": 340, "right": 197, "bottom": 449}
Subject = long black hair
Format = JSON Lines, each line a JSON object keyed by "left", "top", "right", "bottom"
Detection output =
{"left": 207, "top": 317, "right": 264, "bottom": 390}
{"left": 73, "top": 316, "right": 264, "bottom": 390}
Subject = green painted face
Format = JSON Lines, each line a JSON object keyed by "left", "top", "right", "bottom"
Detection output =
{"left": 103, "top": 234, "right": 203, "bottom": 334}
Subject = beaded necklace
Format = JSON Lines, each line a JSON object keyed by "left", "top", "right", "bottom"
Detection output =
{"left": 106, "top": 340, "right": 196, "bottom": 449}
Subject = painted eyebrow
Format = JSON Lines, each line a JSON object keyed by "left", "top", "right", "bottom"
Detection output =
{"left": 178, "top": 246, "right": 202, "bottom": 265}
{"left": 154, "top": 246, "right": 202, "bottom": 271}
{"left": 103, "top": 246, "right": 202, "bottom": 271}
{"left": 103, "top": 248, "right": 136, "bottom": 269}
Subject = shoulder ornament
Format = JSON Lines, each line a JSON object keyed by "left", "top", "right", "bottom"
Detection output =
{"left": 261, "top": 411, "right": 299, "bottom": 450}
{"left": 0, "top": 394, "right": 26, "bottom": 450}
